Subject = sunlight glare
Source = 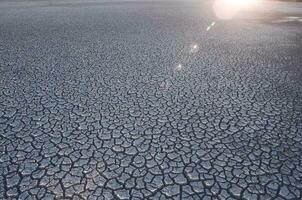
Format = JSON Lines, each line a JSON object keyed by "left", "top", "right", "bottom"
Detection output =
{"left": 213, "top": 0, "right": 258, "bottom": 20}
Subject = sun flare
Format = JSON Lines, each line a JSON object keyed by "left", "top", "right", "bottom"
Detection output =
{"left": 213, "top": 0, "right": 259, "bottom": 20}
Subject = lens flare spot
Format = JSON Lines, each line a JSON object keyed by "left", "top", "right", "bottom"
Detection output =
{"left": 206, "top": 21, "right": 216, "bottom": 31}
{"left": 176, "top": 64, "right": 183, "bottom": 71}
{"left": 190, "top": 44, "right": 199, "bottom": 53}
{"left": 213, "top": 0, "right": 258, "bottom": 20}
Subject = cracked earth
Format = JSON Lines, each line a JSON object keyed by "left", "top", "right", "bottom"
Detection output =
{"left": 1, "top": 0, "right": 302, "bottom": 199}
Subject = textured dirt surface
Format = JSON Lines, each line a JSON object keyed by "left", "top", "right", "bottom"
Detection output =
{"left": 1, "top": 0, "right": 302, "bottom": 199}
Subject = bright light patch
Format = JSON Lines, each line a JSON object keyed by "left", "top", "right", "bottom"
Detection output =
{"left": 190, "top": 43, "right": 199, "bottom": 53}
{"left": 206, "top": 21, "right": 216, "bottom": 31}
{"left": 176, "top": 64, "right": 183, "bottom": 71}
{"left": 273, "top": 16, "right": 302, "bottom": 23}
{"left": 213, "top": 0, "right": 258, "bottom": 20}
